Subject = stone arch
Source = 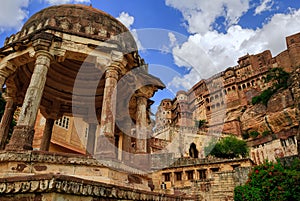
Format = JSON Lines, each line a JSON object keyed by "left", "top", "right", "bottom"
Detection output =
{"left": 189, "top": 143, "right": 199, "bottom": 158}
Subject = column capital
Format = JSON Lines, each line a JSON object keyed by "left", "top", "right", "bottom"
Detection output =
{"left": 32, "top": 32, "right": 54, "bottom": 51}
{"left": 33, "top": 50, "right": 54, "bottom": 61}
{"left": 105, "top": 67, "right": 119, "bottom": 80}
{"left": 108, "top": 50, "right": 127, "bottom": 75}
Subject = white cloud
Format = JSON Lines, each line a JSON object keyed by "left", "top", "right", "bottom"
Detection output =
{"left": 254, "top": 0, "right": 274, "bottom": 15}
{"left": 117, "top": 12, "right": 134, "bottom": 29}
{"left": 168, "top": 32, "right": 177, "bottom": 47}
{"left": 167, "top": 5, "right": 300, "bottom": 90}
{"left": 0, "top": 0, "right": 29, "bottom": 32}
{"left": 116, "top": 12, "right": 144, "bottom": 51}
{"left": 165, "top": 0, "right": 250, "bottom": 34}
{"left": 45, "top": 0, "right": 90, "bottom": 5}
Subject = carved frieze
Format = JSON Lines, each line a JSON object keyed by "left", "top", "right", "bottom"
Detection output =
{"left": 0, "top": 174, "right": 193, "bottom": 200}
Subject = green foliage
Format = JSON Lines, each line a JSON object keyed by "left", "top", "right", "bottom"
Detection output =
{"left": 262, "top": 130, "right": 271, "bottom": 137}
{"left": 206, "top": 135, "right": 249, "bottom": 159}
{"left": 249, "top": 131, "right": 259, "bottom": 138}
{"left": 252, "top": 68, "right": 290, "bottom": 106}
{"left": 195, "top": 119, "right": 207, "bottom": 128}
{"left": 234, "top": 159, "right": 300, "bottom": 201}
{"left": 265, "top": 67, "right": 290, "bottom": 90}
{"left": 242, "top": 132, "right": 250, "bottom": 140}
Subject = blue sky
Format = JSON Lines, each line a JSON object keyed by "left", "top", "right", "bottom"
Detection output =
{"left": 1, "top": 0, "right": 300, "bottom": 112}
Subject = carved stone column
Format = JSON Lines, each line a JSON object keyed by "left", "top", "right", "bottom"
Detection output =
{"left": 119, "top": 119, "right": 133, "bottom": 163}
{"left": 40, "top": 118, "right": 55, "bottom": 151}
{"left": 136, "top": 95, "right": 148, "bottom": 153}
{"left": 96, "top": 67, "right": 119, "bottom": 158}
{"left": 0, "top": 96, "right": 16, "bottom": 150}
{"left": 6, "top": 51, "right": 52, "bottom": 151}
{"left": 86, "top": 123, "right": 97, "bottom": 155}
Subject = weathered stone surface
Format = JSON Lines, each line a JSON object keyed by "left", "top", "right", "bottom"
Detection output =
{"left": 151, "top": 157, "right": 253, "bottom": 201}
{"left": 240, "top": 104, "right": 269, "bottom": 133}
{"left": 0, "top": 97, "right": 16, "bottom": 150}
{"left": 266, "top": 89, "right": 294, "bottom": 113}
{"left": 0, "top": 174, "right": 194, "bottom": 200}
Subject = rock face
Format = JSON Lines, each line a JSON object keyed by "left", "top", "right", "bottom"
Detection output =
{"left": 240, "top": 88, "right": 299, "bottom": 134}
{"left": 237, "top": 67, "right": 300, "bottom": 164}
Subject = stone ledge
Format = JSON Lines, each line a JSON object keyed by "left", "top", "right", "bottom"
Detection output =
{"left": 246, "top": 127, "right": 298, "bottom": 147}
{"left": 0, "top": 174, "right": 194, "bottom": 201}
{"left": 0, "top": 150, "right": 146, "bottom": 175}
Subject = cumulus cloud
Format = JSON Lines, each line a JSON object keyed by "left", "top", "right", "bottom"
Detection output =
{"left": 254, "top": 0, "right": 274, "bottom": 15}
{"left": 45, "top": 0, "right": 90, "bottom": 5}
{"left": 165, "top": 0, "right": 250, "bottom": 34}
{"left": 116, "top": 12, "right": 145, "bottom": 51}
{"left": 117, "top": 12, "right": 135, "bottom": 29}
{"left": 166, "top": 1, "right": 300, "bottom": 91}
{"left": 0, "top": 0, "right": 29, "bottom": 32}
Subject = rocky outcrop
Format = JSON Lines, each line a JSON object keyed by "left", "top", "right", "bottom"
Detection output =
{"left": 241, "top": 97, "right": 299, "bottom": 134}
{"left": 239, "top": 67, "right": 300, "bottom": 136}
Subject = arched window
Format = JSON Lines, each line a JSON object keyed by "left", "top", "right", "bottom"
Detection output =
{"left": 189, "top": 143, "right": 199, "bottom": 158}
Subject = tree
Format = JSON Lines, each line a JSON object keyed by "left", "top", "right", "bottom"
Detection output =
{"left": 234, "top": 158, "right": 300, "bottom": 201}
{"left": 205, "top": 135, "right": 249, "bottom": 159}
{"left": 194, "top": 119, "right": 207, "bottom": 129}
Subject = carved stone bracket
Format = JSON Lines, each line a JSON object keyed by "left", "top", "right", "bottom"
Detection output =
{"left": 135, "top": 86, "right": 157, "bottom": 99}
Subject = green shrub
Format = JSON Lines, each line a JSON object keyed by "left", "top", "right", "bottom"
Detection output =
{"left": 234, "top": 159, "right": 300, "bottom": 201}
{"left": 206, "top": 135, "right": 249, "bottom": 159}
{"left": 249, "top": 131, "right": 259, "bottom": 138}
{"left": 242, "top": 132, "right": 250, "bottom": 139}
{"left": 195, "top": 119, "right": 207, "bottom": 128}
{"left": 252, "top": 68, "right": 290, "bottom": 106}
{"left": 262, "top": 130, "right": 271, "bottom": 137}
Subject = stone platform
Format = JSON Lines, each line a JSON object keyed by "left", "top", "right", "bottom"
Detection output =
{"left": 0, "top": 151, "right": 194, "bottom": 200}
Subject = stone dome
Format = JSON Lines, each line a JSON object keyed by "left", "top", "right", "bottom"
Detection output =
{"left": 5, "top": 4, "right": 137, "bottom": 52}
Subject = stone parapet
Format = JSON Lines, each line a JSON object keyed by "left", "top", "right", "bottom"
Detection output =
{"left": 0, "top": 174, "right": 195, "bottom": 201}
